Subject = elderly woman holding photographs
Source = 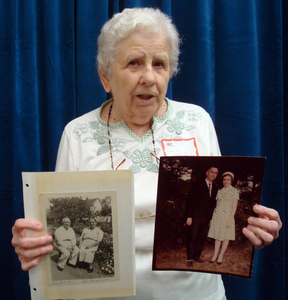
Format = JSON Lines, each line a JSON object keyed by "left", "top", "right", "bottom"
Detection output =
{"left": 208, "top": 172, "right": 239, "bottom": 264}
{"left": 11, "top": 7, "right": 282, "bottom": 300}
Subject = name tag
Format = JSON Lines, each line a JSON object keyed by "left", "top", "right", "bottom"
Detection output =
{"left": 161, "top": 138, "right": 199, "bottom": 156}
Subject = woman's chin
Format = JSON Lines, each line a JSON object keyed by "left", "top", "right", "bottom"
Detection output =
{"left": 133, "top": 103, "right": 164, "bottom": 119}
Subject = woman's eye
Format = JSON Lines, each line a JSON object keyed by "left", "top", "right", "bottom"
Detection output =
{"left": 129, "top": 60, "right": 138, "bottom": 66}
{"left": 154, "top": 61, "right": 165, "bottom": 68}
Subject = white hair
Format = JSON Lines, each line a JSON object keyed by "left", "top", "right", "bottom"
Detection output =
{"left": 97, "top": 7, "right": 181, "bottom": 78}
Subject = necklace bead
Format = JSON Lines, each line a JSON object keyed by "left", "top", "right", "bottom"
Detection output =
{"left": 107, "top": 101, "right": 114, "bottom": 170}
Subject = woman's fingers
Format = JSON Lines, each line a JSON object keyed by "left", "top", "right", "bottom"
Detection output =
{"left": 12, "top": 218, "right": 52, "bottom": 250}
{"left": 242, "top": 227, "right": 264, "bottom": 248}
{"left": 13, "top": 235, "right": 53, "bottom": 271}
{"left": 242, "top": 205, "right": 282, "bottom": 249}
{"left": 14, "top": 238, "right": 53, "bottom": 256}
{"left": 252, "top": 205, "right": 282, "bottom": 238}
{"left": 19, "top": 255, "right": 43, "bottom": 271}
{"left": 13, "top": 234, "right": 52, "bottom": 249}
{"left": 248, "top": 216, "right": 279, "bottom": 236}
{"left": 243, "top": 225, "right": 274, "bottom": 248}
{"left": 12, "top": 218, "right": 43, "bottom": 236}
{"left": 11, "top": 218, "right": 53, "bottom": 270}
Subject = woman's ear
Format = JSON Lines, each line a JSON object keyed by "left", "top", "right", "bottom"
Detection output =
{"left": 98, "top": 69, "right": 111, "bottom": 93}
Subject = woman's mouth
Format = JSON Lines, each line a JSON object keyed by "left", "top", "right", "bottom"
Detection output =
{"left": 137, "top": 94, "right": 154, "bottom": 100}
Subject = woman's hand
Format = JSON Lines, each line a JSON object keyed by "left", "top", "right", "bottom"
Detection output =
{"left": 225, "top": 218, "right": 232, "bottom": 228}
{"left": 11, "top": 219, "right": 53, "bottom": 271}
{"left": 242, "top": 205, "right": 282, "bottom": 249}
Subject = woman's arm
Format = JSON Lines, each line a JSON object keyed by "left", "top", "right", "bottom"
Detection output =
{"left": 85, "top": 240, "right": 100, "bottom": 249}
{"left": 78, "top": 230, "right": 85, "bottom": 247}
{"left": 226, "top": 198, "right": 238, "bottom": 228}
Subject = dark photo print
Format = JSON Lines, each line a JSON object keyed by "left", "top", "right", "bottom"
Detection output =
{"left": 153, "top": 156, "right": 266, "bottom": 278}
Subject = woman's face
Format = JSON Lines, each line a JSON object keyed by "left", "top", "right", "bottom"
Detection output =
{"left": 89, "top": 219, "right": 96, "bottom": 229}
{"left": 223, "top": 175, "right": 232, "bottom": 188}
{"left": 99, "top": 31, "right": 170, "bottom": 123}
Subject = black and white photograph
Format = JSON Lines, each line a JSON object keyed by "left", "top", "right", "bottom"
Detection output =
{"left": 22, "top": 170, "right": 135, "bottom": 300}
{"left": 40, "top": 191, "right": 119, "bottom": 285}
{"left": 153, "top": 156, "right": 266, "bottom": 278}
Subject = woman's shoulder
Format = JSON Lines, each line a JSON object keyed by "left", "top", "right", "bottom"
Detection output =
{"left": 227, "top": 186, "right": 239, "bottom": 198}
{"left": 168, "top": 99, "right": 211, "bottom": 116}
{"left": 230, "top": 186, "right": 239, "bottom": 194}
{"left": 96, "top": 226, "right": 104, "bottom": 233}
{"left": 64, "top": 107, "right": 101, "bottom": 131}
{"left": 167, "top": 99, "right": 214, "bottom": 130}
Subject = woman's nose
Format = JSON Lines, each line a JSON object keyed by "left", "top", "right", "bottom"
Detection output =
{"left": 139, "top": 65, "right": 156, "bottom": 86}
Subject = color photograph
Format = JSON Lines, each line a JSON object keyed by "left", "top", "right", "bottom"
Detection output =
{"left": 153, "top": 156, "right": 266, "bottom": 278}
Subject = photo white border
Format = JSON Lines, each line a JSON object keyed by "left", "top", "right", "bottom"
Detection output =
{"left": 22, "top": 170, "right": 135, "bottom": 300}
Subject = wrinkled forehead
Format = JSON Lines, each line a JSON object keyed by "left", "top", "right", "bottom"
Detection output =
{"left": 115, "top": 28, "right": 169, "bottom": 50}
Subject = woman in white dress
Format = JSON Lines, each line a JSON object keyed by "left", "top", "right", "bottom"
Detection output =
{"left": 79, "top": 217, "right": 104, "bottom": 273}
{"left": 208, "top": 172, "right": 239, "bottom": 264}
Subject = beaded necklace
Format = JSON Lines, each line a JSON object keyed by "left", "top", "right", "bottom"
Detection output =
{"left": 107, "top": 100, "right": 159, "bottom": 170}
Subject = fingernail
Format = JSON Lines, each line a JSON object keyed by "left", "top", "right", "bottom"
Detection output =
{"left": 248, "top": 217, "right": 254, "bottom": 223}
{"left": 46, "top": 236, "right": 52, "bottom": 243}
{"left": 45, "top": 245, "right": 53, "bottom": 253}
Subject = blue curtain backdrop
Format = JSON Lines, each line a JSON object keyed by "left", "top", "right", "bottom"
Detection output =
{"left": 0, "top": 0, "right": 286, "bottom": 299}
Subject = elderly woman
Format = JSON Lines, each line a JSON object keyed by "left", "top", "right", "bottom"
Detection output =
{"left": 208, "top": 172, "right": 239, "bottom": 264}
{"left": 12, "top": 7, "right": 282, "bottom": 300}
{"left": 78, "top": 218, "right": 104, "bottom": 273}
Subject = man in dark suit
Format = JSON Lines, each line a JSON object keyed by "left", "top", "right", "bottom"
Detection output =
{"left": 186, "top": 166, "right": 219, "bottom": 265}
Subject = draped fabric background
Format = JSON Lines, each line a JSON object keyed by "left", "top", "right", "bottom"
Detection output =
{"left": 0, "top": 0, "right": 286, "bottom": 299}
